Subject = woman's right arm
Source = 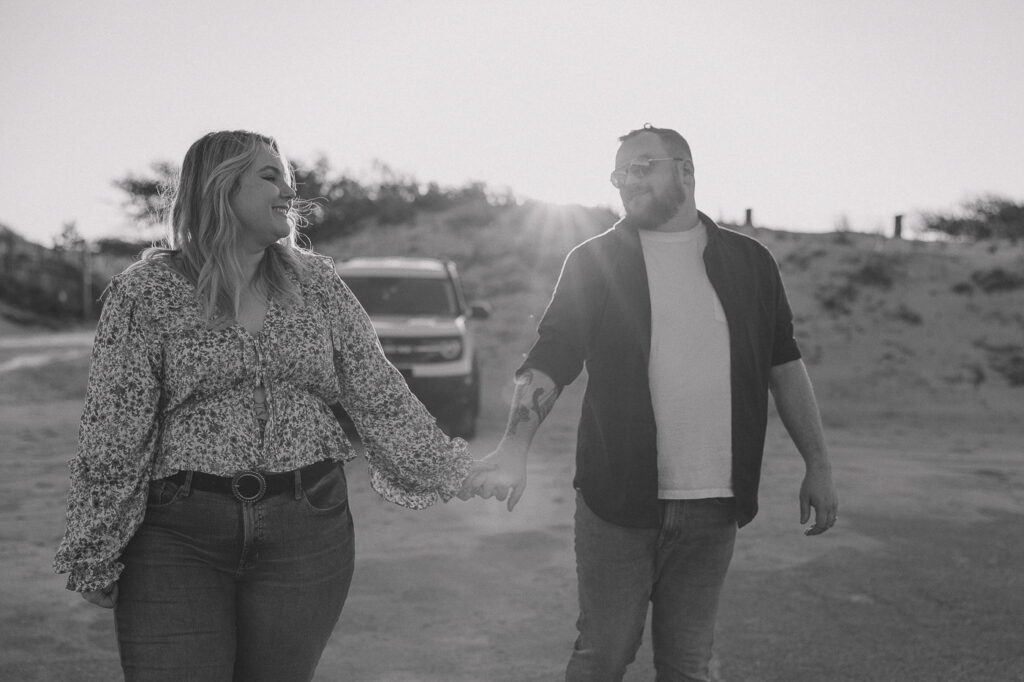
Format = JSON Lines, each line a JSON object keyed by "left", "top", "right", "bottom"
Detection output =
{"left": 53, "top": 278, "right": 163, "bottom": 594}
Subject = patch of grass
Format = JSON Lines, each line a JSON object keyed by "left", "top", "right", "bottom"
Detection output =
{"left": 815, "top": 281, "right": 858, "bottom": 316}
{"left": 832, "top": 231, "right": 853, "bottom": 246}
{"left": 889, "top": 304, "right": 923, "bottom": 325}
{"left": 970, "top": 268, "right": 1024, "bottom": 293}
{"left": 849, "top": 253, "right": 898, "bottom": 289}
{"left": 443, "top": 199, "right": 502, "bottom": 231}
{"left": 816, "top": 252, "right": 904, "bottom": 316}
{"left": 974, "top": 339, "right": 1024, "bottom": 387}
{"left": 780, "top": 247, "right": 828, "bottom": 273}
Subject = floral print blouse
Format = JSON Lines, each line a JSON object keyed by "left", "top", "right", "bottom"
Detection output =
{"left": 54, "top": 251, "right": 472, "bottom": 592}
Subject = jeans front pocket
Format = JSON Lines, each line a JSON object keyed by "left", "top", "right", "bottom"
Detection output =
{"left": 300, "top": 463, "right": 349, "bottom": 514}
{"left": 146, "top": 478, "right": 183, "bottom": 508}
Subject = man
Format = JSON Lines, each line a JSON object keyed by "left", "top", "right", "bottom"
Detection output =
{"left": 470, "top": 124, "right": 838, "bottom": 681}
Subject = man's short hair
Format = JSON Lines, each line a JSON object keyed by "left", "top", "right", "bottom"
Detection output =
{"left": 618, "top": 124, "right": 692, "bottom": 161}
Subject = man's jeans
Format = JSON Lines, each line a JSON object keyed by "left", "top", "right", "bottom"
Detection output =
{"left": 114, "top": 463, "right": 355, "bottom": 682}
{"left": 566, "top": 492, "right": 737, "bottom": 682}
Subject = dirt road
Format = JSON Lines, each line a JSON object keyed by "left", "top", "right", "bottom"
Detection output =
{"left": 1, "top": 331, "right": 1022, "bottom": 681}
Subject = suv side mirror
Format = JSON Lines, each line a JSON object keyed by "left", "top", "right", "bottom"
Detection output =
{"left": 468, "top": 301, "right": 491, "bottom": 320}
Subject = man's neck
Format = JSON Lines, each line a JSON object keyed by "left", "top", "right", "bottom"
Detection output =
{"left": 650, "top": 206, "right": 701, "bottom": 233}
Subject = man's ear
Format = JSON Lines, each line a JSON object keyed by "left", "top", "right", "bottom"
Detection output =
{"left": 681, "top": 158, "right": 695, "bottom": 177}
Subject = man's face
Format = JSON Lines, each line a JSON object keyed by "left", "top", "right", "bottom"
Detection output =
{"left": 614, "top": 132, "right": 688, "bottom": 229}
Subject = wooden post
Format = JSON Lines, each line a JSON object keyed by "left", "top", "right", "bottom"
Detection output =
{"left": 81, "top": 243, "right": 93, "bottom": 319}
{"left": 894, "top": 214, "right": 903, "bottom": 240}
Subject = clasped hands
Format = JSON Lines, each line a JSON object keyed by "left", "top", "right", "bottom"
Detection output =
{"left": 457, "top": 448, "right": 527, "bottom": 511}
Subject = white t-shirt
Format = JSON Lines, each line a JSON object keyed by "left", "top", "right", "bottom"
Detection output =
{"left": 639, "top": 225, "right": 733, "bottom": 499}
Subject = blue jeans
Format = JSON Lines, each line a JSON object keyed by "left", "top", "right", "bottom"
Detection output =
{"left": 566, "top": 492, "right": 737, "bottom": 682}
{"left": 114, "top": 463, "right": 355, "bottom": 682}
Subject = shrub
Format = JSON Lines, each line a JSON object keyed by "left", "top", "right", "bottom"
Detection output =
{"left": 849, "top": 253, "right": 898, "bottom": 289}
{"left": 890, "top": 304, "right": 923, "bottom": 325}
{"left": 974, "top": 340, "right": 1024, "bottom": 387}
{"left": 781, "top": 247, "right": 827, "bottom": 272}
{"left": 815, "top": 281, "right": 858, "bottom": 315}
{"left": 970, "top": 268, "right": 1024, "bottom": 293}
{"left": 922, "top": 195, "right": 1024, "bottom": 241}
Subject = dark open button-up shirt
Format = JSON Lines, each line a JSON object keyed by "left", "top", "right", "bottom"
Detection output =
{"left": 518, "top": 213, "right": 801, "bottom": 528}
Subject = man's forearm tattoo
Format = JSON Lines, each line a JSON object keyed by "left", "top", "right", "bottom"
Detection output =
{"left": 508, "top": 404, "right": 532, "bottom": 435}
{"left": 530, "top": 385, "right": 561, "bottom": 422}
{"left": 507, "top": 370, "right": 562, "bottom": 435}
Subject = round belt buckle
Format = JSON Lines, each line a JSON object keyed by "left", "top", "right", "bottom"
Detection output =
{"left": 231, "top": 471, "right": 267, "bottom": 503}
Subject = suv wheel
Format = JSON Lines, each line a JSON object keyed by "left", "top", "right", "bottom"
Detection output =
{"left": 446, "top": 363, "right": 480, "bottom": 439}
{"left": 449, "top": 399, "right": 478, "bottom": 439}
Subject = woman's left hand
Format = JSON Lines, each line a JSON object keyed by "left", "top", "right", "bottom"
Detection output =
{"left": 456, "top": 459, "right": 497, "bottom": 501}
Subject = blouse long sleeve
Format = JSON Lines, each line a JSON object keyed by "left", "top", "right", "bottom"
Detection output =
{"left": 53, "top": 278, "right": 163, "bottom": 592}
{"left": 326, "top": 268, "right": 472, "bottom": 508}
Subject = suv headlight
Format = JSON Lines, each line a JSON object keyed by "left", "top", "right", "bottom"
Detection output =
{"left": 379, "top": 336, "right": 464, "bottom": 362}
{"left": 434, "top": 338, "right": 463, "bottom": 360}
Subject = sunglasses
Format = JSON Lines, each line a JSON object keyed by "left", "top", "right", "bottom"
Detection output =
{"left": 610, "top": 157, "right": 686, "bottom": 189}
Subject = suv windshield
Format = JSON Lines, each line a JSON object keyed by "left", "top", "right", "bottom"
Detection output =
{"left": 343, "top": 276, "right": 459, "bottom": 317}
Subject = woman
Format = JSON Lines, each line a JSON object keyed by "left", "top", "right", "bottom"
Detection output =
{"left": 54, "top": 130, "right": 480, "bottom": 681}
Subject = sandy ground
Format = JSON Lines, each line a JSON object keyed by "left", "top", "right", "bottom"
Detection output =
{"left": 1, "top": 323, "right": 1023, "bottom": 682}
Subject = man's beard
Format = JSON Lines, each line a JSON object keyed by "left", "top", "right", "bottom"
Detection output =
{"left": 624, "top": 180, "right": 686, "bottom": 230}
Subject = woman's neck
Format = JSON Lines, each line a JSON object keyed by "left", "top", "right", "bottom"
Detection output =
{"left": 236, "top": 247, "right": 266, "bottom": 288}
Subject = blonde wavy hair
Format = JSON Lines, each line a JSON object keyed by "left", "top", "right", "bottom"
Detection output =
{"left": 141, "top": 130, "right": 313, "bottom": 324}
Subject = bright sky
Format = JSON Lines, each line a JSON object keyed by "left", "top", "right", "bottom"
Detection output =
{"left": 2, "top": 0, "right": 1022, "bottom": 243}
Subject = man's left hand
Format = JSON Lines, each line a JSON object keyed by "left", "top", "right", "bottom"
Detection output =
{"left": 800, "top": 464, "right": 838, "bottom": 536}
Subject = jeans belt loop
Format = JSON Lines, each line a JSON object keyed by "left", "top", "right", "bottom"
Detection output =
{"left": 182, "top": 470, "right": 194, "bottom": 497}
{"left": 293, "top": 469, "right": 303, "bottom": 500}
{"left": 231, "top": 471, "right": 267, "bottom": 503}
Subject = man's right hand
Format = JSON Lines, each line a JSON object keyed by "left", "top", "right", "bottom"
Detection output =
{"left": 463, "top": 368, "right": 560, "bottom": 511}
{"left": 81, "top": 582, "right": 118, "bottom": 609}
{"left": 470, "top": 446, "right": 528, "bottom": 511}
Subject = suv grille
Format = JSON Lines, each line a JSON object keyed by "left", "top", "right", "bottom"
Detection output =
{"left": 379, "top": 336, "right": 463, "bottom": 363}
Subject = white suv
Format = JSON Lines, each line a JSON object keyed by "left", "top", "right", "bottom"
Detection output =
{"left": 335, "top": 257, "right": 490, "bottom": 438}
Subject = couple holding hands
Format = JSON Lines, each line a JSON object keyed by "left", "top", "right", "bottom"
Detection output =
{"left": 56, "top": 126, "right": 836, "bottom": 682}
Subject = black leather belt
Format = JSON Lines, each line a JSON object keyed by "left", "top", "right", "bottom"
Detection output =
{"left": 165, "top": 459, "right": 338, "bottom": 503}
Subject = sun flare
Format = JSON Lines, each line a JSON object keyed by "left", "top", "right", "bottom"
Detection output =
{"left": 518, "top": 201, "right": 619, "bottom": 258}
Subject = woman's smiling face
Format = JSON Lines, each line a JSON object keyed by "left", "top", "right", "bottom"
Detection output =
{"left": 231, "top": 144, "right": 296, "bottom": 249}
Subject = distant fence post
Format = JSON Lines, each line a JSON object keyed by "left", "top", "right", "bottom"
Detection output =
{"left": 744, "top": 208, "right": 753, "bottom": 227}
{"left": 894, "top": 214, "right": 903, "bottom": 239}
{"left": 81, "top": 244, "right": 93, "bottom": 319}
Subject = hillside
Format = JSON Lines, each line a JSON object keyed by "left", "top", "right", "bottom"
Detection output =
{"left": 314, "top": 204, "right": 1024, "bottom": 427}
{"left": 753, "top": 229, "right": 1023, "bottom": 424}
{"left": 3, "top": 201, "right": 1023, "bottom": 425}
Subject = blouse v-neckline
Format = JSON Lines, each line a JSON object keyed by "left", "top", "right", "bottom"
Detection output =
{"left": 155, "top": 260, "right": 275, "bottom": 338}
{"left": 238, "top": 294, "right": 273, "bottom": 338}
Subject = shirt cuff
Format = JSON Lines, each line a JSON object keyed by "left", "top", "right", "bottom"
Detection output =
{"left": 63, "top": 561, "right": 123, "bottom": 593}
{"left": 367, "top": 436, "right": 474, "bottom": 509}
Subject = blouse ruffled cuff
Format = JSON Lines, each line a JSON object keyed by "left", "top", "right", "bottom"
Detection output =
{"left": 62, "top": 560, "right": 123, "bottom": 593}
{"left": 367, "top": 436, "right": 474, "bottom": 509}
